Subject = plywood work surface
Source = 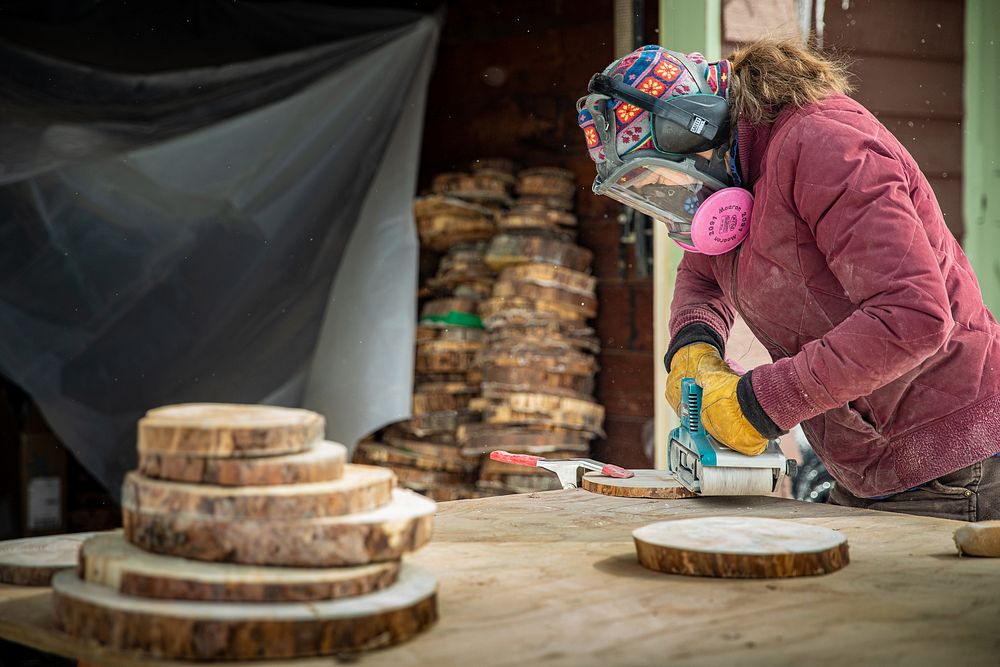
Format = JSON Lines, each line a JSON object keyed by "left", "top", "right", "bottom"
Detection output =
{"left": 2, "top": 491, "right": 1000, "bottom": 666}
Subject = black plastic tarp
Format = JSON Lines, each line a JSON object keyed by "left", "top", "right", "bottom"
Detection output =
{"left": 0, "top": 2, "right": 438, "bottom": 496}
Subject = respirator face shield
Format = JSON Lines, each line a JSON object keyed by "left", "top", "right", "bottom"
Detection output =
{"left": 593, "top": 151, "right": 747, "bottom": 253}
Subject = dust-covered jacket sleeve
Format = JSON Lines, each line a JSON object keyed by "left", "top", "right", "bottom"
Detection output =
{"left": 749, "top": 110, "right": 954, "bottom": 430}
{"left": 667, "top": 250, "right": 737, "bottom": 359}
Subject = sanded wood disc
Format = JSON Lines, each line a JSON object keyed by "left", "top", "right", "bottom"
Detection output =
{"left": 415, "top": 340, "right": 483, "bottom": 373}
{"left": 416, "top": 325, "right": 487, "bottom": 343}
{"left": 122, "top": 464, "right": 394, "bottom": 520}
{"left": 633, "top": 517, "right": 850, "bottom": 578}
{"left": 478, "top": 404, "right": 604, "bottom": 437}
{"left": 0, "top": 532, "right": 105, "bottom": 586}
{"left": 382, "top": 436, "right": 470, "bottom": 464}
{"left": 582, "top": 470, "right": 697, "bottom": 499}
{"left": 123, "top": 489, "right": 436, "bottom": 567}
{"left": 138, "top": 403, "right": 323, "bottom": 458}
{"left": 79, "top": 532, "right": 399, "bottom": 602}
{"left": 138, "top": 440, "right": 346, "bottom": 486}
{"left": 52, "top": 565, "right": 437, "bottom": 660}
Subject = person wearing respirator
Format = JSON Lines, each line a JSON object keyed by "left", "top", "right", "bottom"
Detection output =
{"left": 579, "top": 39, "right": 1000, "bottom": 521}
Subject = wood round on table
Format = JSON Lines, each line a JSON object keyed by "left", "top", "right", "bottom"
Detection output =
{"left": 138, "top": 403, "right": 324, "bottom": 458}
{"left": 123, "top": 489, "right": 436, "bottom": 567}
{"left": 633, "top": 517, "right": 849, "bottom": 578}
{"left": 122, "top": 464, "right": 395, "bottom": 520}
{"left": 79, "top": 532, "right": 399, "bottom": 602}
{"left": 582, "top": 470, "right": 698, "bottom": 499}
{"left": 0, "top": 532, "right": 106, "bottom": 586}
{"left": 52, "top": 564, "right": 437, "bottom": 660}
{"left": 137, "top": 440, "right": 346, "bottom": 486}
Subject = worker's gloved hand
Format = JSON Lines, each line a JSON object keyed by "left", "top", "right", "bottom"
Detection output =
{"left": 665, "top": 342, "right": 724, "bottom": 415}
{"left": 694, "top": 361, "right": 770, "bottom": 456}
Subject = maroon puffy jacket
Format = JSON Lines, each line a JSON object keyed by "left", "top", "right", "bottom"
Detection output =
{"left": 669, "top": 94, "right": 1000, "bottom": 497}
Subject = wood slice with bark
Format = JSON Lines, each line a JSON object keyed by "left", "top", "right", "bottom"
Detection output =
{"left": 391, "top": 466, "right": 475, "bottom": 490}
{"left": 79, "top": 532, "right": 399, "bottom": 602}
{"left": 478, "top": 296, "right": 589, "bottom": 325}
{"left": 479, "top": 342, "right": 597, "bottom": 376}
{"left": 122, "top": 465, "right": 394, "bottom": 521}
{"left": 485, "top": 234, "right": 593, "bottom": 272}
{"left": 458, "top": 424, "right": 591, "bottom": 455}
{"left": 416, "top": 324, "right": 487, "bottom": 343}
{"left": 52, "top": 565, "right": 437, "bottom": 660}
{"left": 138, "top": 440, "right": 346, "bottom": 486}
{"left": 354, "top": 442, "right": 477, "bottom": 474}
{"left": 138, "top": 404, "right": 323, "bottom": 458}
{"left": 582, "top": 470, "right": 697, "bottom": 499}
{"left": 477, "top": 404, "right": 604, "bottom": 436}
{"left": 123, "top": 489, "right": 436, "bottom": 567}
{"left": 412, "top": 391, "right": 477, "bottom": 414}
{"left": 500, "top": 204, "right": 577, "bottom": 231}
{"left": 492, "top": 281, "right": 597, "bottom": 318}
{"left": 498, "top": 263, "right": 595, "bottom": 294}
{"left": 0, "top": 532, "right": 106, "bottom": 586}
{"left": 395, "top": 410, "right": 480, "bottom": 439}
{"left": 418, "top": 216, "right": 495, "bottom": 251}
{"left": 382, "top": 435, "right": 470, "bottom": 464}
{"left": 633, "top": 517, "right": 850, "bottom": 578}
{"left": 430, "top": 172, "right": 513, "bottom": 206}
{"left": 482, "top": 365, "right": 595, "bottom": 398}
{"left": 413, "top": 194, "right": 496, "bottom": 220}
{"left": 516, "top": 167, "right": 576, "bottom": 198}
{"left": 415, "top": 340, "right": 484, "bottom": 373}
{"left": 420, "top": 297, "right": 480, "bottom": 319}
{"left": 480, "top": 393, "right": 605, "bottom": 421}
{"left": 516, "top": 193, "right": 574, "bottom": 211}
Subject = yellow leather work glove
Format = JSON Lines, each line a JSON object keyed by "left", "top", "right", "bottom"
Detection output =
{"left": 694, "top": 360, "right": 769, "bottom": 456}
{"left": 665, "top": 342, "right": 724, "bottom": 415}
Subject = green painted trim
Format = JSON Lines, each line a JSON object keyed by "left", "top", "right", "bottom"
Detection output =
{"left": 964, "top": 0, "right": 1000, "bottom": 316}
{"left": 658, "top": 0, "right": 722, "bottom": 283}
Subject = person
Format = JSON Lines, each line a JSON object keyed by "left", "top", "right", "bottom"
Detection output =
{"left": 577, "top": 39, "right": 1000, "bottom": 521}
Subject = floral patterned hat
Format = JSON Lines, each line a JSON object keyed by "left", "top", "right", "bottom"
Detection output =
{"left": 578, "top": 45, "right": 731, "bottom": 163}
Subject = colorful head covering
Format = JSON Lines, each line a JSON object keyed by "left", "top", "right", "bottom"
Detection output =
{"left": 578, "top": 45, "right": 731, "bottom": 164}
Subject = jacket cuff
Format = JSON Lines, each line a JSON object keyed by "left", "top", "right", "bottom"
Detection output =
{"left": 749, "top": 357, "right": 824, "bottom": 431}
{"left": 669, "top": 307, "right": 731, "bottom": 341}
{"left": 664, "top": 322, "right": 725, "bottom": 370}
{"left": 737, "top": 371, "right": 785, "bottom": 439}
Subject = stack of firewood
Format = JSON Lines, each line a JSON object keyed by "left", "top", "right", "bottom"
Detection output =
{"left": 465, "top": 167, "right": 605, "bottom": 494}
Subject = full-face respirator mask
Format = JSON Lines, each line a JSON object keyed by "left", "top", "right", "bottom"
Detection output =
{"left": 578, "top": 47, "right": 752, "bottom": 255}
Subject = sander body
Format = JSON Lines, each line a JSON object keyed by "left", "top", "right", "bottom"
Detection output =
{"left": 668, "top": 378, "right": 794, "bottom": 496}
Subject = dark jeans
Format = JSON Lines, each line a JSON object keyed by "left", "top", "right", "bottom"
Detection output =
{"left": 828, "top": 456, "right": 1000, "bottom": 521}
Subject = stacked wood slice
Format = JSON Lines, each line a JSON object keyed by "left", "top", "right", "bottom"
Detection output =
{"left": 465, "top": 167, "right": 605, "bottom": 494}
{"left": 52, "top": 403, "right": 438, "bottom": 661}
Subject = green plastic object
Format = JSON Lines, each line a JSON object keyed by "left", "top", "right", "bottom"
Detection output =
{"left": 419, "top": 311, "right": 484, "bottom": 329}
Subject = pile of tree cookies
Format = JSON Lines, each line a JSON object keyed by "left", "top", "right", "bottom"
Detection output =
{"left": 468, "top": 167, "right": 606, "bottom": 494}
{"left": 357, "top": 162, "right": 604, "bottom": 499}
{"left": 51, "top": 404, "right": 438, "bottom": 661}
{"left": 355, "top": 160, "right": 518, "bottom": 501}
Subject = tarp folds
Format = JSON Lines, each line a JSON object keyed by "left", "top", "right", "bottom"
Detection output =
{"left": 0, "top": 3, "right": 438, "bottom": 495}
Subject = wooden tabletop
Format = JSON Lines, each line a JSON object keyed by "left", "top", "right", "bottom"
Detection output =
{"left": 2, "top": 490, "right": 999, "bottom": 666}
